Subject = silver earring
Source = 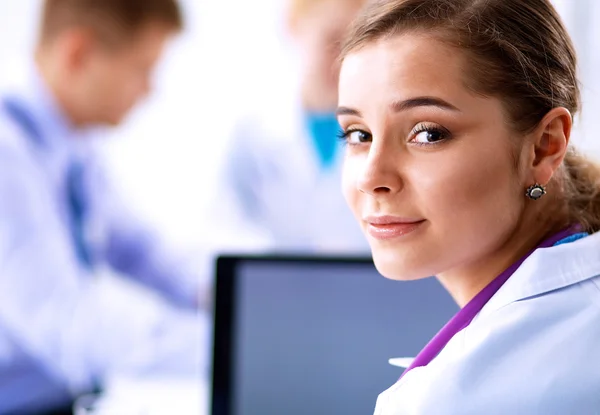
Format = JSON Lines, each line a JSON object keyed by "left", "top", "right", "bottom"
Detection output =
{"left": 526, "top": 183, "right": 546, "bottom": 200}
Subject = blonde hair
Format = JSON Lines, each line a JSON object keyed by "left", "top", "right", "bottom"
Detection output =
{"left": 341, "top": 0, "right": 600, "bottom": 233}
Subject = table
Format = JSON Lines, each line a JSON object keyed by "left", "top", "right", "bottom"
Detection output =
{"left": 74, "top": 376, "right": 209, "bottom": 414}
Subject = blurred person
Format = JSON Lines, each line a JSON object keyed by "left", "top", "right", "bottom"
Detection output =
{"left": 0, "top": 0, "right": 208, "bottom": 413}
{"left": 212, "top": 0, "right": 369, "bottom": 254}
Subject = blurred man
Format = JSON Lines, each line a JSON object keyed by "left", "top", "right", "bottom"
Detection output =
{"left": 212, "top": 0, "right": 369, "bottom": 255}
{"left": 0, "top": 0, "right": 207, "bottom": 413}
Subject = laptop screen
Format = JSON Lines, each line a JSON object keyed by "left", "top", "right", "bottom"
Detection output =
{"left": 212, "top": 256, "right": 458, "bottom": 415}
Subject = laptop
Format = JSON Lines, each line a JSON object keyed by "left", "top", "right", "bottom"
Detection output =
{"left": 211, "top": 255, "right": 458, "bottom": 415}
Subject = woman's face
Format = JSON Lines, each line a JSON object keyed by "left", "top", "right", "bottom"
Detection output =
{"left": 339, "top": 33, "right": 529, "bottom": 280}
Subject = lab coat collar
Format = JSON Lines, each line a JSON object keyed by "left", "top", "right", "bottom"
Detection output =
{"left": 481, "top": 230, "right": 600, "bottom": 316}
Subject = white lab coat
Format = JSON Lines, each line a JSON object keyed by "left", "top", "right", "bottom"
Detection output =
{"left": 211, "top": 82, "right": 369, "bottom": 255}
{"left": 374, "top": 231, "right": 600, "bottom": 414}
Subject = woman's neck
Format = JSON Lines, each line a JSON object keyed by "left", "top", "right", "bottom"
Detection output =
{"left": 437, "top": 215, "right": 568, "bottom": 308}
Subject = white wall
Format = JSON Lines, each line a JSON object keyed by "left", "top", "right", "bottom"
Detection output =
{"left": 552, "top": 0, "right": 600, "bottom": 157}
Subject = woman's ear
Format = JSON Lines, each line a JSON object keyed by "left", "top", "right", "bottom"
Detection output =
{"left": 529, "top": 107, "right": 572, "bottom": 185}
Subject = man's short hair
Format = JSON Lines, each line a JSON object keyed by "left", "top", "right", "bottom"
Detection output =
{"left": 40, "top": 0, "right": 183, "bottom": 44}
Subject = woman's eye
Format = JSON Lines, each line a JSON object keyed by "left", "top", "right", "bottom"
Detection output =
{"left": 339, "top": 129, "right": 372, "bottom": 145}
{"left": 410, "top": 126, "right": 450, "bottom": 144}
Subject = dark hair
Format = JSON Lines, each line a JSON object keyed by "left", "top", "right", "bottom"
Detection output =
{"left": 40, "top": 0, "right": 183, "bottom": 43}
{"left": 341, "top": 0, "right": 600, "bottom": 232}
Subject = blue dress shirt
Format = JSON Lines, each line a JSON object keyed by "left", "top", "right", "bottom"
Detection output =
{"left": 0, "top": 64, "right": 207, "bottom": 414}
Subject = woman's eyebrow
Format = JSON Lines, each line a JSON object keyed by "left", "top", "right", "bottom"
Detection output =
{"left": 337, "top": 96, "right": 460, "bottom": 118}
{"left": 336, "top": 106, "right": 362, "bottom": 117}
{"left": 389, "top": 96, "right": 460, "bottom": 112}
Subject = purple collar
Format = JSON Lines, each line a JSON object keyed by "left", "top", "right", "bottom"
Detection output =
{"left": 401, "top": 227, "right": 582, "bottom": 378}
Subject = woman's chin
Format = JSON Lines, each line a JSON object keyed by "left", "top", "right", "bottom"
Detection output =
{"left": 371, "top": 249, "right": 431, "bottom": 281}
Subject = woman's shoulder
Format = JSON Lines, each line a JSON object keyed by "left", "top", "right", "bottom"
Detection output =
{"left": 378, "top": 242, "right": 600, "bottom": 414}
{"left": 461, "top": 242, "right": 600, "bottom": 380}
{"left": 378, "top": 284, "right": 600, "bottom": 414}
{"left": 464, "top": 281, "right": 600, "bottom": 410}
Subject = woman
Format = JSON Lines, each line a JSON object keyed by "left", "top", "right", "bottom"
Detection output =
{"left": 337, "top": 0, "right": 600, "bottom": 413}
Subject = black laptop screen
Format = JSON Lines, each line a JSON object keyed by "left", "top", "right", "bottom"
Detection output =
{"left": 212, "top": 257, "right": 458, "bottom": 415}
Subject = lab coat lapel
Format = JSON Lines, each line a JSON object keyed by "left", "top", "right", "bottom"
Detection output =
{"left": 480, "top": 231, "right": 600, "bottom": 317}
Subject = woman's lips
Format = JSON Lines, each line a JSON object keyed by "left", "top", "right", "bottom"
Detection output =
{"left": 364, "top": 216, "right": 426, "bottom": 240}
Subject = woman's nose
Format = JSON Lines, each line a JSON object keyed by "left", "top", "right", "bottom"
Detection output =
{"left": 356, "top": 141, "right": 404, "bottom": 196}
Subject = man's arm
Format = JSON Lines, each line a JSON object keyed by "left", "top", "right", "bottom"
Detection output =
{"left": 0, "top": 144, "right": 207, "bottom": 394}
